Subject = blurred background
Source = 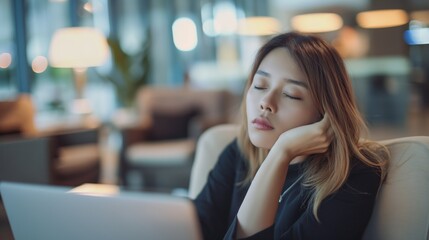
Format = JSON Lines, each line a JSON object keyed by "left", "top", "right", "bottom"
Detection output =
{"left": 2, "top": 0, "right": 429, "bottom": 188}
{"left": 1, "top": 0, "right": 429, "bottom": 237}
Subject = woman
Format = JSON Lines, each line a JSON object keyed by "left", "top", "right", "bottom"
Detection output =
{"left": 194, "top": 32, "right": 389, "bottom": 240}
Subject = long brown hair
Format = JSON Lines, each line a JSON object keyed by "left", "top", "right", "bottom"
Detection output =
{"left": 237, "top": 32, "right": 389, "bottom": 221}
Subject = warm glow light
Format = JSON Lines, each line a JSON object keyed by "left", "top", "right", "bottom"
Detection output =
{"left": 291, "top": 13, "right": 343, "bottom": 33}
{"left": 83, "top": 1, "right": 102, "bottom": 13}
{"left": 32, "top": 56, "right": 48, "bottom": 73}
{"left": 213, "top": 2, "right": 238, "bottom": 35}
{"left": 49, "top": 27, "right": 109, "bottom": 68}
{"left": 83, "top": 2, "right": 93, "bottom": 12}
{"left": 48, "top": 27, "right": 109, "bottom": 115}
{"left": 332, "top": 26, "right": 369, "bottom": 58}
{"left": 237, "top": 17, "right": 281, "bottom": 36}
{"left": 214, "top": 2, "right": 237, "bottom": 34}
{"left": 201, "top": 2, "right": 243, "bottom": 36}
{"left": 172, "top": 17, "right": 198, "bottom": 51}
{"left": 0, "top": 53, "right": 12, "bottom": 68}
{"left": 357, "top": 9, "right": 409, "bottom": 29}
{"left": 70, "top": 183, "right": 119, "bottom": 196}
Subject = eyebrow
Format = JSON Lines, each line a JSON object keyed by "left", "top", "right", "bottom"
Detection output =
{"left": 255, "top": 70, "right": 308, "bottom": 89}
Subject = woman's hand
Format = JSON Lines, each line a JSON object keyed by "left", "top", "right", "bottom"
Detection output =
{"left": 272, "top": 114, "right": 333, "bottom": 164}
{"left": 236, "top": 114, "right": 332, "bottom": 237}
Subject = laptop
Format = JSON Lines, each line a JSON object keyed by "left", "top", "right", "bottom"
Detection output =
{"left": 0, "top": 182, "right": 202, "bottom": 240}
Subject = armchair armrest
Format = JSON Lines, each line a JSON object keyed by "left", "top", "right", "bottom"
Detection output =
{"left": 0, "top": 125, "right": 102, "bottom": 186}
{"left": 119, "top": 125, "right": 152, "bottom": 147}
{"left": 48, "top": 128, "right": 102, "bottom": 186}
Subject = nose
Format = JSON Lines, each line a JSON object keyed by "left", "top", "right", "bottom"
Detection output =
{"left": 260, "top": 92, "right": 276, "bottom": 113}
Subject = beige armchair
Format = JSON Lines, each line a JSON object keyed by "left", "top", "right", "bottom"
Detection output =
{"left": 118, "top": 86, "right": 238, "bottom": 191}
{"left": 189, "top": 124, "right": 429, "bottom": 240}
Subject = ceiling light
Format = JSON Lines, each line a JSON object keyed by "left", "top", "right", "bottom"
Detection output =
{"left": 237, "top": 17, "right": 281, "bottom": 36}
{"left": 291, "top": 13, "right": 343, "bottom": 33}
{"left": 172, "top": 17, "right": 198, "bottom": 51}
{"left": 357, "top": 9, "right": 408, "bottom": 29}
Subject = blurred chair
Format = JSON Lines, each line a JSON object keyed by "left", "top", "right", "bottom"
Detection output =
{"left": 118, "top": 86, "right": 236, "bottom": 191}
{"left": 189, "top": 124, "right": 429, "bottom": 240}
{"left": 0, "top": 128, "right": 100, "bottom": 187}
{"left": 0, "top": 95, "right": 101, "bottom": 187}
{"left": 49, "top": 128, "right": 101, "bottom": 186}
{"left": 0, "top": 94, "right": 36, "bottom": 136}
{"left": 188, "top": 124, "right": 238, "bottom": 198}
{"left": 0, "top": 136, "right": 51, "bottom": 184}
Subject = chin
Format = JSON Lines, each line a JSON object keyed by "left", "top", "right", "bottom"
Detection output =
{"left": 248, "top": 130, "right": 275, "bottom": 149}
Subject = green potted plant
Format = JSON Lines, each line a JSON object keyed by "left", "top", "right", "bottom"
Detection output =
{"left": 99, "top": 32, "right": 151, "bottom": 108}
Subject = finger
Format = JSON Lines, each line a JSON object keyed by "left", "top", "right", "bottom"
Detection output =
{"left": 321, "top": 114, "right": 334, "bottom": 141}
{"left": 327, "top": 126, "right": 335, "bottom": 141}
{"left": 318, "top": 113, "right": 330, "bottom": 130}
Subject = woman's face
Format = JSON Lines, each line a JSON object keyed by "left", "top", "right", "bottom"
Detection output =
{"left": 246, "top": 47, "right": 320, "bottom": 149}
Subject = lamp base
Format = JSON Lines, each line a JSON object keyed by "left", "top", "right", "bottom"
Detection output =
{"left": 71, "top": 98, "right": 92, "bottom": 115}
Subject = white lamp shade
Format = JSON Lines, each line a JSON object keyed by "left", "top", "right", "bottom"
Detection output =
{"left": 49, "top": 27, "right": 109, "bottom": 68}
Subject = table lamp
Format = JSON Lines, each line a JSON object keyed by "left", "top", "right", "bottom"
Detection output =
{"left": 49, "top": 27, "right": 109, "bottom": 114}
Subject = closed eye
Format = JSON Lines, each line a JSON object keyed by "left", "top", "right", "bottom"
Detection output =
{"left": 254, "top": 86, "right": 266, "bottom": 90}
{"left": 283, "top": 93, "right": 301, "bottom": 100}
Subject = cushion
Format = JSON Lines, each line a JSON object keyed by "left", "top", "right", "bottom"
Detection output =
{"left": 55, "top": 143, "right": 100, "bottom": 176}
{"left": 127, "top": 139, "right": 195, "bottom": 166}
{"left": 148, "top": 108, "right": 199, "bottom": 141}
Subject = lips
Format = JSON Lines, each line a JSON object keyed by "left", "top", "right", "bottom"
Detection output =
{"left": 251, "top": 117, "right": 274, "bottom": 130}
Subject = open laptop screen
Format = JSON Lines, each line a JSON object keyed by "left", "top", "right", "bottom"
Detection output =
{"left": 0, "top": 182, "right": 202, "bottom": 240}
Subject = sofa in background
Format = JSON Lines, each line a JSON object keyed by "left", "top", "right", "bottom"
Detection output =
{"left": 117, "top": 86, "right": 240, "bottom": 191}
